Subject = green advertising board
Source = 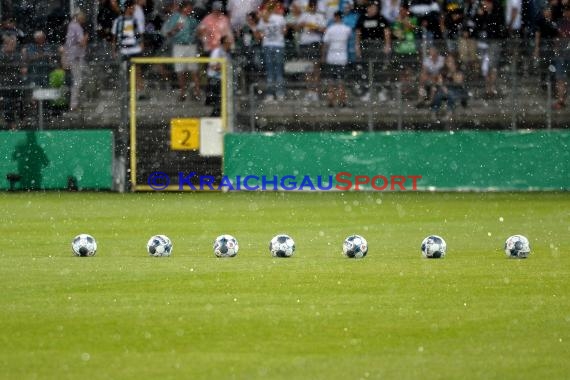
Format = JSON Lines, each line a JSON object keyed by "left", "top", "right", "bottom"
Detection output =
{"left": 224, "top": 131, "right": 569, "bottom": 191}
{"left": 0, "top": 130, "right": 114, "bottom": 190}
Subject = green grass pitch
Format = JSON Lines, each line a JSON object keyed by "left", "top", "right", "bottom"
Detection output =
{"left": 0, "top": 192, "right": 569, "bottom": 379}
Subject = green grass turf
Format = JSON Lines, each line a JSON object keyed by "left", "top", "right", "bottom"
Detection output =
{"left": 0, "top": 192, "right": 569, "bottom": 379}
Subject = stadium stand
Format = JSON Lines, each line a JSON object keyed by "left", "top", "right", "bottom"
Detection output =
{"left": 0, "top": 0, "right": 569, "bottom": 131}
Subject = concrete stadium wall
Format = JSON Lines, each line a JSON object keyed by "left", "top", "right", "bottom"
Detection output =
{"left": 0, "top": 130, "right": 113, "bottom": 190}
{"left": 224, "top": 131, "right": 570, "bottom": 191}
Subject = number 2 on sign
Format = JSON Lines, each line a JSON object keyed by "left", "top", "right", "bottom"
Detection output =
{"left": 171, "top": 118, "right": 199, "bottom": 150}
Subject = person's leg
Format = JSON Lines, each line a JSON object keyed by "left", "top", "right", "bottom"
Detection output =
{"left": 275, "top": 47, "right": 285, "bottom": 99}
{"left": 264, "top": 47, "right": 276, "bottom": 98}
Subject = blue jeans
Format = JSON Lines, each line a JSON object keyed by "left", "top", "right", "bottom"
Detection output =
{"left": 263, "top": 46, "right": 285, "bottom": 98}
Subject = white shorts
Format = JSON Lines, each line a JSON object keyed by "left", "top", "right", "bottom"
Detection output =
{"left": 172, "top": 44, "right": 198, "bottom": 72}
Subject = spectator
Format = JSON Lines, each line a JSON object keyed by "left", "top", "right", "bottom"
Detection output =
{"left": 505, "top": 0, "right": 523, "bottom": 37}
{"left": 0, "top": 35, "right": 26, "bottom": 130}
{"left": 227, "top": 0, "right": 262, "bottom": 33}
{"left": 197, "top": 1, "right": 234, "bottom": 55}
{"left": 0, "top": 17, "right": 25, "bottom": 43}
{"left": 112, "top": 0, "right": 146, "bottom": 97}
{"left": 355, "top": 0, "right": 391, "bottom": 101}
{"left": 162, "top": 0, "right": 201, "bottom": 101}
{"left": 552, "top": 3, "right": 570, "bottom": 110}
{"left": 296, "top": 0, "right": 327, "bottom": 101}
{"left": 417, "top": 45, "right": 445, "bottom": 106}
{"left": 441, "top": 0, "right": 464, "bottom": 53}
{"left": 239, "top": 12, "right": 263, "bottom": 73}
{"left": 382, "top": 0, "right": 401, "bottom": 25}
{"left": 533, "top": 5, "right": 558, "bottom": 66}
{"left": 96, "top": 0, "right": 121, "bottom": 42}
{"left": 207, "top": 35, "right": 232, "bottom": 116}
{"left": 23, "top": 30, "right": 55, "bottom": 87}
{"left": 408, "top": 0, "right": 442, "bottom": 45}
{"left": 430, "top": 54, "right": 466, "bottom": 120}
{"left": 390, "top": 6, "right": 419, "bottom": 84}
{"left": 473, "top": 0, "right": 505, "bottom": 99}
{"left": 323, "top": 11, "right": 352, "bottom": 107}
{"left": 64, "top": 10, "right": 88, "bottom": 111}
{"left": 256, "top": 0, "right": 287, "bottom": 102}
{"left": 341, "top": 0, "right": 360, "bottom": 64}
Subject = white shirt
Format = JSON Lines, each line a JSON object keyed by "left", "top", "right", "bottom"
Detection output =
{"left": 505, "top": 0, "right": 522, "bottom": 31}
{"left": 227, "top": 0, "right": 262, "bottom": 30}
{"left": 297, "top": 11, "right": 327, "bottom": 45}
{"left": 257, "top": 14, "right": 286, "bottom": 48}
{"left": 207, "top": 46, "right": 230, "bottom": 78}
{"left": 381, "top": 0, "right": 401, "bottom": 24}
{"left": 112, "top": 16, "right": 144, "bottom": 56}
{"left": 323, "top": 22, "right": 352, "bottom": 65}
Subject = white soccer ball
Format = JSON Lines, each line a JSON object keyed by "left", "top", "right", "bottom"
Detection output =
{"left": 269, "top": 234, "right": 295, "bottom": 257}
{"left": 147, "top": 235, "right": 173, "bottom": 257}
{"left": 213, "top": 234, "right": 239, "bottom": 257}
{"left": 504, "top": 235, "right": 531, "bottom": 258}
{"left": 343, "top": 235, "right": 368, "bottom": 258}
{"left": 421, "top": 235, "right": 447, "bottom": 259}
{"left": 71, "top": 234, "right": 97, "bottom": 257}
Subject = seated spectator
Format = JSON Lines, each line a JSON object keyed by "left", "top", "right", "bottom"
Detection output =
{"left": 417, "top": 45, "right": 444, "bottom": 106}
{"left": 430, "top": 54, "right": 466, "bottom": 119}
{"left": 23, "top": 31, "right": 56, "bottom": 87}
{"left": 0, "top": 17, "right": 25, "bottom": 43}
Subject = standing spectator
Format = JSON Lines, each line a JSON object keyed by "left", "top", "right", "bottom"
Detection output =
{"left": 256, "top": 0, "right": 287, "bottom": 102}
{"left": 552, "top": 3, "right": 570, "bottom": 110}
{"left": 341, "top": 0, "right": 361, "bottom": 64}
{"left": 239, "top": 12, "right": 263, "bottom": 73}
{"left": 64, "top": 10, "right": 88, "bottom": 111}
{"left": 227, "top": 0, "right": 262, "bottom": 33}
{"left": 474, "top": 0, "right": 505, "bottom": 98}
{"left": 441, "top": 0, "right": 464, "bottom": 53}
{"left": 112, "top": 0, "right": 146, "bottom": 96}
{"left": 96, "top": 0, "right": 121, "bottom": 43}
{"left": 197, "top": 1, "right": 234, "bottom": 55}
{"left": 355, "top": 1, "right": 391, "bottom": 101}
{"left": 207, "top": 35, "right": 232, "bottom": 116}
{"left": 323, "top": 11, "right": 352, "bottom": 107}
{"left": 382, "top": 0, "right": 401, "bottom": 25}
{"left": 296, "top": 0, "right": 327, "bottom": 101}
{"left": 0, "top": 35, "right": 26, "bottom": 130}
{"left": 390, "top": 5, "right": 419, "bottom": 84}
{"left": 162, "top": 0, "right": 201, "bottom": 101}
{"left": 506, "top": 0, "right": 523, "bottom": 37}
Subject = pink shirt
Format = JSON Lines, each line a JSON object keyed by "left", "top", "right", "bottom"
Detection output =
{"left": 198, "top": 13, "right": 233, "bottom": 53}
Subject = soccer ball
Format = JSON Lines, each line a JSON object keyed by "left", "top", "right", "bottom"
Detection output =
{"left": 504, "top": 235, "right": 530, "bottom": 258}
{"left": 146, "top": 235, "right": 173, "bottom": 257}
{"left": 269, "top": 234, "right": 295, "bottom": 257}
{"left": 71, "top": 234, "right": 97, "bottom": 257}
{"left": 342, "top": 235, "right": 368, "bottom": 258}
{"left": 213, "top": 234, "right": 239, "bottom": 257}
{"left": 421, "top": 235, "right": 447, "bottom": 259}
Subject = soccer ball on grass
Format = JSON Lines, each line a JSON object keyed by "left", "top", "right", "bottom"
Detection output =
{"left": 504, "top": 235, "right": 530, "bottom": 258}
{"left": 421, "top": 235, "right": 447, "bottom": 259}
{"left": 71, "top": 234, "right": 97, "bottom": 257}
{"left": 269, "top": 234, "right": 295, "bottom": 257}
{"left": 213, "top": 234, "right": 239, "bottom": 257}
{"left": 147, "top": 235, "right": 173, "bottom": 257}
{"left": 342, "top": 235, "right": 368, "bottom": 258}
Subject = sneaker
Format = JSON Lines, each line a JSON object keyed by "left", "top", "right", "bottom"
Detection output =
{"left": 360, "top": 92, "right": 371, "bottom": 102}
{"left": 378, "top": 90, "right": 388, "bottom": 103}
{"left": 276, "top": 94, "right": 285, "bottom": 102}
{"left": 263, "top": 95, "right": 276, "bottom": 103}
